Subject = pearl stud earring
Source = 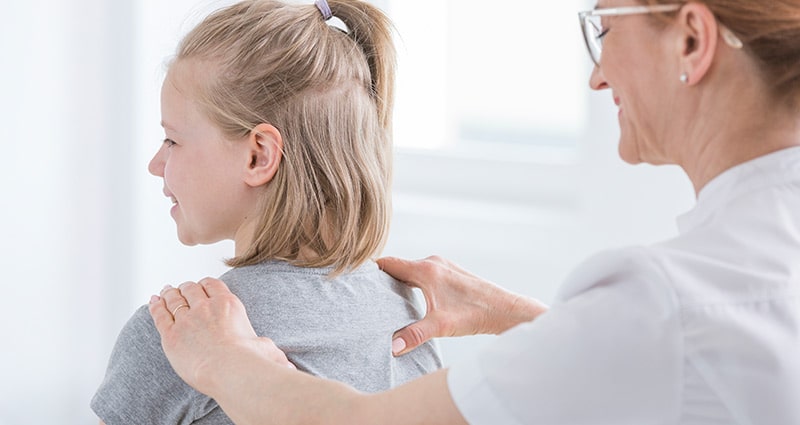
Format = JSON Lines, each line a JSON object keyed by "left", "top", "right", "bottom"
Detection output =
{"left": 680, "top": 73, "right": 689, "bottom": 84}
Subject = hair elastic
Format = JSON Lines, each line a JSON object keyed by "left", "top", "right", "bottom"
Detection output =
{"left": 315, "top": 0, "right": 333, "bottom": 21}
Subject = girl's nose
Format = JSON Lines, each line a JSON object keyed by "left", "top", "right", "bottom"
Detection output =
{"left": 148, "top": 144, "right": 166, "bottom": 177}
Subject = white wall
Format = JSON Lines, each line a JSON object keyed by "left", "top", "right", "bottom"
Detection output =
{"left": 0, "top": 1, "right": 694, "bottom": 423}
{"left": 0, "top": 1, "right": 134, "bottom": 423}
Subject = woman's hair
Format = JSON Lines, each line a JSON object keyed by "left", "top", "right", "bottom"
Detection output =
{"left": 645, "top": 0, "right": 800, "bottom": 107}
{"left": 175, "top": 0, "right": 396, "bottom": 274}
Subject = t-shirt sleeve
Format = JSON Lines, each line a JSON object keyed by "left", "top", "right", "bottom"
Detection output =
{"left": 91, "top": 305, "right": 219, "bottom": 425}
{"left": 447, "top": 247, "right": 682, "bottom": 425}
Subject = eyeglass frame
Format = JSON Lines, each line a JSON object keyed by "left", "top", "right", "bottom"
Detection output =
{"left": 578, "top": 4, "right": 743, "bottom": 67}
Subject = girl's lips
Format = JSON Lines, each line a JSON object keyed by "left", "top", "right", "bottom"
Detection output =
{"left": 162, "top": 188, "right": 179, "bottom": 217}
{"left": 170, "top": 201, "right": 179, "bottom": 219}
{"left": 162, "top": 188, "right": 177, "bottom": 204}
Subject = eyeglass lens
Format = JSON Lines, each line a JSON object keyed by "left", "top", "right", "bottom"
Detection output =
{"left": 583, "top": 14, "right": 604, "bottom": 65}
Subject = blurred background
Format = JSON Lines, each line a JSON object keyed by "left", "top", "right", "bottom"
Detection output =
{"left": 0, "top": 0, "right": 693, "bottom": 423}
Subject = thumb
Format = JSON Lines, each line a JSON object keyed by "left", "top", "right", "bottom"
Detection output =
{"left": 391, "top": 318, "right": 438, "bottom": 356}
{"left": 377, "top": 256, "right": 421, "bottom": 288}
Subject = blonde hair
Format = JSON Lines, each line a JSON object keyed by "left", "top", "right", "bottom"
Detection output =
{"left": 175, "top": 0, "right": 396, "bottom": 274}
{"left": 644, "top": 0, "right": 800, "bottom": 108}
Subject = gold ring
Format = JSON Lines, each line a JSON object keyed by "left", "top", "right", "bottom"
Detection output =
{"left": 171, "top": 304, "right": 189, "bottom": 318}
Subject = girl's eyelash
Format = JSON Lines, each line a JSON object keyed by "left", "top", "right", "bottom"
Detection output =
{"left": 164, "top": 138, "right": 177, "bottom": 147}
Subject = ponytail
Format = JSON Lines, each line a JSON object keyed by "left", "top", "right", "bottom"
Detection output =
{"left": 328, "top": 0, "right": 396, "bottom": 132}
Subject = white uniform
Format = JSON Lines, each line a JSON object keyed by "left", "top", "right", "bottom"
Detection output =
{"left": 449, "top": 147, "right": 800, "bottom": 424}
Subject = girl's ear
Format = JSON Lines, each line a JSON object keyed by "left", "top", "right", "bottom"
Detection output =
{"left": 675, "top": 2, "right": 718, "bottom": 86}
{"left": 244, "top": 123, "right": 283, "bottom": 187}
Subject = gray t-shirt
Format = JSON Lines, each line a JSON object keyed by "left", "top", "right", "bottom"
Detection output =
{"left": 91, "top": 260, "right": 442, "bottom": 424}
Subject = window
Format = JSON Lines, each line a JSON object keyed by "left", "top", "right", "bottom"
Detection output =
{"left": 388, "top": 0, "right": 590, "bottom": 153}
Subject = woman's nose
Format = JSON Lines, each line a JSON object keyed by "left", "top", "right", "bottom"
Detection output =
{"left": 589, "top": 65, "right": 609, "bottom": 91}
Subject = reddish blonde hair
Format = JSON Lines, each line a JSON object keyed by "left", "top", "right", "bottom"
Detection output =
{"left": 645, "top": 0, "right": 800, "bottom": 106}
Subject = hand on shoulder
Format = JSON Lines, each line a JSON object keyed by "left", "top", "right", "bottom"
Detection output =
{"left": 378, "top": 255, "right": 548, "bottom": 356}
{"left": 149, "top": 278, "right": 295, "bottom": 396}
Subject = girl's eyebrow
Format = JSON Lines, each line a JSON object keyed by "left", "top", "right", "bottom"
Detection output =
{"left": 161, "top": 121, "right": 177, "bottom": 132}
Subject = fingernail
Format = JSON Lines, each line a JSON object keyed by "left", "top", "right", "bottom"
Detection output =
{"left": 149, "top": 295, "right": 160, "bottom": 304}
{"left": 391, "top": 338, "right": 406, "bottom": 355}
{"left": 287, "top": 361, "right": 296, "bottom": 369}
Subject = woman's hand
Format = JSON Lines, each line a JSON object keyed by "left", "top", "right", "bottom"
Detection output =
{"left": 378, "top": 256, "right": 548, "bottom": 356}
{"left": 149, "top": 278, "right": 294, "bottom": 396}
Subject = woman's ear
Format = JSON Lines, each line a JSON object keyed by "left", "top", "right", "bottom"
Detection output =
{"left": 244, "top": 123, "right": 283, "bottom": 187}
{"left": 675, "top": 3, "right": 718, "bottom": 86}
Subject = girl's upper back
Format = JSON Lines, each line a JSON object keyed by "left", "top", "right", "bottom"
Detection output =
{"left": 219, "top": 261, "right": 442, "bottom": 393}
{"left": 92, "top": 260, "right": 442, "bottom": 424}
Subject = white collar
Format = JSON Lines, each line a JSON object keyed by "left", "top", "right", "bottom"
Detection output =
{"left": 676, "top": 146, "right": 800, "bottom": 234}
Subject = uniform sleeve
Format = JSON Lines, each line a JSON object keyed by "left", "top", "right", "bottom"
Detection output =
{"left": 90, "top": 305, "right": 219, "bottom": 425}
{"left": 448, "top": 247, "right": 682, "bottom": 425}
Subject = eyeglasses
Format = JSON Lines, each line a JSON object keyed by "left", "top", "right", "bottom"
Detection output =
{"left": 579, "top": 4, "right": 682, "bottom": 66}
{"left": 578, "top": 4, "right": 743, "bottom": 67}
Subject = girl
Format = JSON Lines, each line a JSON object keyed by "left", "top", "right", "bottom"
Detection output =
{"left": 91, "top": 0, "right": 441, "bottom": 423}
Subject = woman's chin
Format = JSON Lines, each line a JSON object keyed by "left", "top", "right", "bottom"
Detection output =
{"left": 618, "top": 140, "right": 643, "bottom": 165}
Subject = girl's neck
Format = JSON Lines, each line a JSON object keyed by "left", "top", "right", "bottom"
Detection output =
{"left": 233, "top": 215, "right": 335, "bottom": 263}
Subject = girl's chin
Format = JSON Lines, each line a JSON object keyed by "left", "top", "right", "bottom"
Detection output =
{"left": 176, "top": 236, "right": 199, "bottom": 247}
{"left": 176, "top": 228, "right": 227, "bottom": 247}
{"left": 175, "top": 228, "right": 199, "bottom": 247}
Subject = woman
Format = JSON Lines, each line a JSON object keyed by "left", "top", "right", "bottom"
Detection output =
{"left": 151, "top": 0, "right": 800, "bottom": 423}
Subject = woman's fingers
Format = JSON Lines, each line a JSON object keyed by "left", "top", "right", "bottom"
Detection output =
{"left": 160, "top": 283, "right": 193, "bottom": 319}
{"left": 198, "top": 277, "right": 233, "bottom": 298}
{"left": 381, "top": 254, "right": 549, "bottom": 357}
{"left": 378, "top": 255, "right": 450, "bottom": 289}
{"left": 391, "top": 314, "right": 447, "bottom": 356}
{"left": 149, "top": 295, "right": 174, "bottom": 330}
{"left": 179, "top": 280, "right": 209, "bottom": 304}
{"left": 377, "top": 256, "right": 423, "bottom": 287}
{"left": 148, "top": 278, "right": 295, "bottom": 395}
{"left": 155, "top": 279, "right": 223, "bottom": 317}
